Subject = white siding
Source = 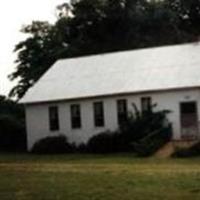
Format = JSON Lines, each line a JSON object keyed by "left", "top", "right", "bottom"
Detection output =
{"left": 26, "top": 88, "right": 200, "bottom": 150}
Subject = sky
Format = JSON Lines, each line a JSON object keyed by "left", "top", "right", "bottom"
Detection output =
{"left": 0, "top": 0, "right": 67, "bottom": 96}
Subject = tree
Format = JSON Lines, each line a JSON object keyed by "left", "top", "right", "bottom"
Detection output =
{"left": 9, "top": 0, "right": 200, "bottom": 99}
{"left": 0, "top": 96, "right": 26, "bottom": 151}
{"left": 166, "top": 0, "right": 200, "bottom": 36}
{"left": 9, "top": 21, "right": 68, "bottom": 99}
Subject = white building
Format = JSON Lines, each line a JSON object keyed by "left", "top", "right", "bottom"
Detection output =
{"left": 20, "top": 43, "right": 200, "bottom": 150}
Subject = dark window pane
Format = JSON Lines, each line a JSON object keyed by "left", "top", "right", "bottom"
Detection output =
{"left": 94, "top": 102, "right": 104, "bottom": 127}
{"left": 117, "top": 99, "right": 127, "bottom": 125}
{"left": 181, "top": 102, "right": 196, "bottom": 114}
{"left": 49, "top": 106, "right": 59, "bottom": 131}
{"left": 141, "top": 97, "right": 151, "bottom": 113}
{"left": 70, "top": 104, "right": 81, "bottom": 129}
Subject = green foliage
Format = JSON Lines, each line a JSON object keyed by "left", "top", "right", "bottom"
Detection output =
{"left": 10, "top": 0, "right": 200, "bottom": 99}
{"left": 0, "top": 116, "right": 26, "bottom": 152}
{"left": 31, "top": 135, "right": 76, "bottom": 154}
{"left": 119, "top": 103, "right": 171, "bottom": 149}
{"left": 86, "top": 131, "right": 124, "bottom": 154}
{"left": 87, "top": 104, "right": 172, "bottom": 155}
{"left": 9, "top": 21, "right": 65, "bottom": 98}
{"left": 0, "top": 95, "right": 24, "bottom": 118}
{"left": 0, "top": 95, "right": 26, "bottom": 152}
{"left": 133, "top": 126, "right": 172, "bottom": 157}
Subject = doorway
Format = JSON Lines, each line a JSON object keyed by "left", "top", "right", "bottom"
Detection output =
{"left": 180, "top": 101, "right": 198, "bottom": 140}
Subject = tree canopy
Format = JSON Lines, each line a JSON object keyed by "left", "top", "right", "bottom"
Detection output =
{"left": 9, "top": 0, "right": 200, "bottom": 99}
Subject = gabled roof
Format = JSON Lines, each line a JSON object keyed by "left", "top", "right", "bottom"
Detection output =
{"left": 20, "top": 42, "right": 200, "bottom": 104}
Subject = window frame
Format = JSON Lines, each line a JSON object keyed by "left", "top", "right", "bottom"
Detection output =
{"left": 93, "top": 101, "right": 104, "bottom": 127}
{"left": 117, "top": 99, "right": 128, "bottom": 125}
{"left": 141, "top": 97, "right": 152, "bottom": 113}
{"left": 49, "top": 106, "right": 59, "bottom": 131}
{"left": 70, "top": 104, "right": 81, "bottom": 129}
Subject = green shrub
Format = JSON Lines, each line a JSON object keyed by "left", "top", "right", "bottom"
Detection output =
{"left": 0, "top": 96, "right": 26, "bottom": 152}
{"left": 118, "top": 104, "right": 172, "bottom": 155}
{"left": 86, "top": 131, "right": 124, "bottom": 153}
{"left": 133, "top": 125, "right": 172, "bottom": 157}
{"left": 76, "top": 143, "right": 88, "bottom": 153}
{"left": 0, "top": 115, "right": 26, "bottom": 152}
{"left": 87, "top": 104, "right": 172, "bottom": 155}
{"left": 31, "top": 135, "right": 75, "bottom": 154}
{"left": 119, "top": 104, "right": 170, "bottom": 142}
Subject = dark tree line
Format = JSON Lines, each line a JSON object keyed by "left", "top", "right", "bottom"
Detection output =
{"left": 0, "top": 96, "right": 26, "bottom": 151}
{"left": 9, "top": 0, "right": 200, "bottom": 99}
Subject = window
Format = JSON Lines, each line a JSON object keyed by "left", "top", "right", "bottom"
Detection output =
{"left": 93, "top": 102, "right": 104, "bottom": 127}
{"left": 49, "top": 106, "right": 59, "bottom": 131}
{"left": 70, "top": 104, "right": 81, "bottom": 129}
{"left": 180, "top": 102, "right": 197, "bottom": 114}
{"left": 141, "top": 97, "right": 152, "bottom": 113}
{"left": 117, "top": 99, "right": 127, "bottom": 125}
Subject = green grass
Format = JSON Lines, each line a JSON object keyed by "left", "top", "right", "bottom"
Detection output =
{"left": 1, "top": 154, "right": 200, "bottom": 200}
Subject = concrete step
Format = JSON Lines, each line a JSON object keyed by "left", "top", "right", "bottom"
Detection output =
{"left": 154, "top": 140, "right": 198, "bottom": 158}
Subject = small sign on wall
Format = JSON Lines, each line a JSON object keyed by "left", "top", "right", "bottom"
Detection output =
{"left": 184, "top": 95, "right": 191, "bottom": 100}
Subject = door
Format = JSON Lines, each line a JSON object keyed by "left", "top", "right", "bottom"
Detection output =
{"left": 180, "top": 101, "right": 198, "bottom": 140}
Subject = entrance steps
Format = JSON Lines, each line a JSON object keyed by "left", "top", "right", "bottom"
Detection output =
{"left": 154, "top": 140, "right": 198, "bottom": 158}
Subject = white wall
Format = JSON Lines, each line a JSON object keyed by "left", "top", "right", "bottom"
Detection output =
{"left": 25, "top": 88, "right": 200, "bottom": 150}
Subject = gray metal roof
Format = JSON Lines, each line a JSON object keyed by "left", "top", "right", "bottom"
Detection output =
{"left": 20, "top": 42, "right": 200, "bottom": 104}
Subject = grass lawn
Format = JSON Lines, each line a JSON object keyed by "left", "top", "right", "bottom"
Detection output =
{"left": 1, "top": 154, "right": 200, "bottom": 200}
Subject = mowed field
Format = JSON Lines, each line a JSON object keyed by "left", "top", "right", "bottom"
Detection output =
{"left": 1, "top": 154, "right": 200, "bottom": 200}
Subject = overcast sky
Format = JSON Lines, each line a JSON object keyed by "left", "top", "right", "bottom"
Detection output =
{"left": 0, "top": 0, "right": 66, "bottom": 96}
